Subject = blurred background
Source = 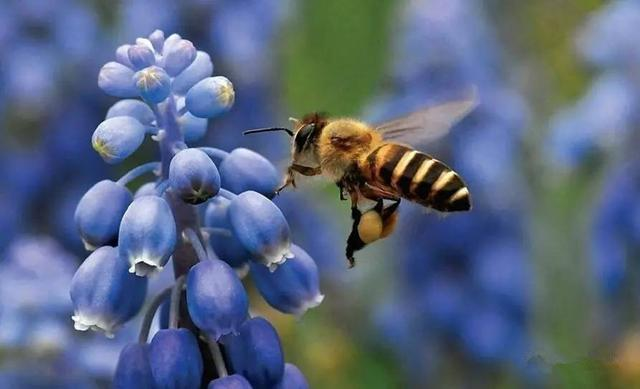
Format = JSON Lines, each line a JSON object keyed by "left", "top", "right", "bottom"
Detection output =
{"left": 1, "top": 0, "right": 640, "bottom": 387}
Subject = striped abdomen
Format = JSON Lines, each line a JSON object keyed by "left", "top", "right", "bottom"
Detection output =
{"left": 365, "top": 144, "right": 471, "bottom": 212}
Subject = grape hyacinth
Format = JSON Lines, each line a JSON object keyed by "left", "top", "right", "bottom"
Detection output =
{"left": 72, "top": 30, "right": 321, "bottom": 386}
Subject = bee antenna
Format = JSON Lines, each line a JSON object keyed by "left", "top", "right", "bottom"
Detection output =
{"left": 242, "top": 127, "right": 294, "bottom": 137}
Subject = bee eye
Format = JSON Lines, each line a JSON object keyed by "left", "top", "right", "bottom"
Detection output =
{"left": 295, "top": 124, "right": 316, "bottom": 150}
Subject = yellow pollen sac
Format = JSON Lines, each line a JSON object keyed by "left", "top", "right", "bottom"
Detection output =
{"left": 357, "top": 210, "right": 383, "bottom": 244}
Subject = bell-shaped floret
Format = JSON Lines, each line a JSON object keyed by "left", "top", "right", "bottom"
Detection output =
{"left": 219, "top": 148, "right": 280, "bottom": 198}
{"left": 169, "top": 148, "right": 220, "bottom": 204}
{"left": 228, "top": 191, "right": 293, "bottom": 270}
{"left": 128, "top": 44, "right": 156, "bottom": 70}
{"left": 98, "top": 61, "right": 137, "bottom": 97}
{"left": 185, "top": 76, "right": 234, "bottom": 118}
{"left": 162, "top": 38, "right": 196, "bottom": 76}
{"left": 276, "top": 364, "right": 310, "bottom": 389}
{"left": 250, "top": 244, "right": 324, "bottom": 316}
{"left": 113, "top": 343, "right": 154, "bottom": 388}
{"left": 148, "top": 30, "right": 165, "bottom": 52}
{"left": 74, "top": 180, "right": 132, "bottom": 250}
{"left": 172, "top": 51, "right": 213, "bottom": 94}
{"left": 115, "top": 44, "right": 134, "bottom": 68}
{"left": 179, "top": 112, "right": 208, "bottom": 143}
{"left": 134, "top": 66, "right": 171, "bottom": 103}
{"left": 186, "top": 259, "right": 249, "bottom": 340}
{"left": 106, "top": 99, "right": 155, "bottom": 125}
{"left": 92, "top": 116, "right": 146, "bottom": 164}
{"left": 134, "top": 182, "right": 158, "bottom": 198}
{"left": 208, "top": 375, "right": 252, "bottom": 389}
{"left": 119, "top": 195, "right": 177, "bottom": 276}
{"left": 70, "top": 246, "right": 148, "bottom": 336}
{"left": 149, "top": 328, "right": 203, "bottom": 389}
{"left": 222, "top": 317, "right": 285, "bottom": 388}
{"left": 204, "top": 197, "right": 252, "bottom": 268}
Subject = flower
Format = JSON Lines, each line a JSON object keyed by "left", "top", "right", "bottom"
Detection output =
{"left": 185, "top": 76, "right": 235, "bottom": 118}
{"left": 134, "top": 65, "right": 171, "bottom": 103}
{"left": 92, "top": 116, "right": 147, "bottom": 164}
{"left": 223, "top": 317, "right": 285, "bottom": 388}
{"left": 277, "top": 363, "right": 310, "bottom": 389}
{"left": 218, "top": 148, "right": 280, "bottom": 198}
{"left": 148, "top": 329, "right": 203, "bottom": 389}
{"left": 70, "top": 246, "right": 148, "bottom": 336}
{"left": 74, "top": 180, "right": 132, "bottom": 250}
{"left": 169, "top": 148, "right": 221, "bottom": 204}
{"left": 250, "top": 244, "right": 324, "bottom": 316}
{"left": 98, "top": 61, "right": 137, "bottom": 97}
{"left": 208, "top": 374, "right": 253, "bottom": 389}
{"left": 186, "top": 259, "right": 249, "bottom": 340}
{"left": 228, "top": 191, "right": 293, "bottom": 270}
{"left": 118, "top": 195, "right": 177, "bottom": 276}
{"left": 106, "top": 99, "right": 156, "bottom": 125}
{"left": 113, "top": 343, "right": 154, "bottom": 388}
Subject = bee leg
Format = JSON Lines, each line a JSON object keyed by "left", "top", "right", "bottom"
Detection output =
{"left": 346, "top": 206, "right": 364, "bottom": 268}
{"left": 275, "top": 167, "right": 296, "bottom": 195}
{"left": 380, "top": 199, "right": 401, "bottom": 239}
{"left": 336, "top": 182, "right": 346, "bottom": 201}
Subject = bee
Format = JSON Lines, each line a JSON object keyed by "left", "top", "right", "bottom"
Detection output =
{"left": 244, "top": 92, "right": 476, "bottom": 267}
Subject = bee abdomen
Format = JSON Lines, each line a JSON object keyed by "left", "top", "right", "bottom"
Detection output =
{"left": 368, "top": 144, "right": 470, "bottom": 212}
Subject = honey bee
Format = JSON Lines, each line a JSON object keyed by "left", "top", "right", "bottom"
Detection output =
{"left": 244, "top": 92, "right": 476, "bottom": 267}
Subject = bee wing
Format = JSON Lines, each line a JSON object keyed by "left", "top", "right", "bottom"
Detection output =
{"left": 375, "top": 89, "right": 478, "bottom": 147}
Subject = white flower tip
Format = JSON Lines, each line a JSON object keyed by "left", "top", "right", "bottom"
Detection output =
{"left": 81, "top": 239, "right": 97, "bottom": 252}
{"left": 130, "top": 258, "right": 162, "bottom": 277}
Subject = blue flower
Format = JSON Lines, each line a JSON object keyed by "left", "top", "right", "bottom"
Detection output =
{"left": 118, "top": 195, "right": 177, "bottom": 276}
{"left": 208, "top": 374, "right": 253, "bottom": 389}
{"left": 161, "top": 37, "right": 196, "bottom": 76}
{"left": 228, "top": 191, "right": 293, "bottom": 270}
{"left": 172, "top": 51, "right": 214, "bottom": 94}
{"left": 70, "top": 246, "right": 148, "bottom": 336}
{"left": 149, "top": 328, "right": 203, "bottom": 389}
{"left": 250, "top": 244, "right": 324, "bottom": 316}
{"left": 92, "top": 116, "right": 147, "bottom": 164}
{"left": 186, "top": 76, "right": 235, "bottom": 118}
{"left": 169, "top": 148, "right": 221, "bottom": 204}
{"left": 106, "top": 99, "right": 156, "bottom": 125}
{"left": 186, "top": 259, "right": 249, "bottom": 340}
{"left": 114, "top": 343, "right": 154, "bottom": 388}
{"left": 276, "top": 363, "right": 310, "bottom": 389}
{"left": 204, "top": 197, "right": 253, "bottom": 268}
{"left": 98, "top": 61, "right": 137, "bottom": 97}
{"left": 74, "top": 180, "right": 132, "bottom": 250}
{"left": 128, "top": 44, "right": 156, "bottom": 70}
{"left": 134, "top": 66, "right": 171, "bottom": 103}
{"left": 219, "top": 148, "right": 280, "bottom": 198}
{"left": 223, "top": 317, "right": 285, "bottom": 389}
{"left": 180, "top": 112, "right": 208, "bottom": 143}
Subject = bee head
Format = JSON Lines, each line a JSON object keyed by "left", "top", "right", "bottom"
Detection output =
{"left": 293, "top": 112, "right": 327, "bottom": 154}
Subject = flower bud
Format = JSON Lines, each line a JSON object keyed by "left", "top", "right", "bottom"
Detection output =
{"left": 134, "top": 182, "right": 158, "bottom": 198}
{"left": 219, "top": 148, "right": 280, "bottom": 198}
{"left": 179, "top": 112, "right": 208, "bottom": 143}
{"left": 70, "top": 246, "right": 148, "bottom": 336}
{"left": 169, "top": 148, "right": 220, "bottom": 204}
{"left": 74, "top": 180, "right": 132, "bottom": 250}
{"left": 204, "top": 197, "right": 252, "bottom": 268}
{"left": 223, "top": 317, "right": 285, "bottom": 388}
{"left": 128, "top": 44, "right": 156, "bottom": 70}
{"left": 149, "top": 329, "right": 203, "bottom": 389}
{"left": 134, "top": 66, "right": 171, "bottom": 103}
{"left": 92, "top": 116, "right": 146, "bottom": 164}
{"left": 98, "top": 61, "right": 137, "bottom": 97}
{"left": 186, "top": 259, "right": 249, "bottom": 340}
{"left": 113, "top": 343, "right": 153, "bottom": 388}
{"left": 119, "top": 196, "right": 177, "bottom": 276}
{"left": 106, "top": 99, "right": 155, "bottom": 125}
{"left": 162, "top": 38, "right": 197, "bottom": 76}
{"left": 185, "top": 76, "right": 234, "bottom": 118}
{"left": 228, "top": 191, "right": 292, "bottom": 270}
{"left": 172, "top": 51, "right": 214, "bottom": 94}
{"left": 115, "top": 44, "right": 134, "bottom": 68}
{"left": 277, "top": 363, "right": 309, "bottom": 389}
{"left": 208, "top": 375, "right": 252, "bottom": 389}
{"left": 149, "top": 30, "right": 165, "bottom": 52}
{"left": 250, "top": 244, "right": 324, "bottom": 316}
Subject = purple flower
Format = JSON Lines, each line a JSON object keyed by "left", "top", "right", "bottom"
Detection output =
{"left": 208, "top": 374, "right": 252, "bottom": 389}
{"left": 92, "top": 116, "right": 146, "bottom": 164}
{"left": 98, "top": 61, "right": 137, "bottom": 97}
{"left": 186, "top": 76, "right": 235, "bottom": 118}
{"left": 149, "top": 329, "right": 203, "bottom": 389}
{"left": 114, "top": 343, "right": 154, "bottom": 388}
{"left": 169, "top": 148, "right": 221, "bottom": 204}
{"left": 219, "top": 148, "right": 280, "bottom": 198}
{"left": 276, "top": 363, "right": 309, "bottom": 389}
